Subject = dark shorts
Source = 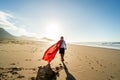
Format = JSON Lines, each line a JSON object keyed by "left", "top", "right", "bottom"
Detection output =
{"left": 59, "top": 48, "right": 65, "bottom": 54}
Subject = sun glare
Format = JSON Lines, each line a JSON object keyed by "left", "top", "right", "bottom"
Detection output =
{"left": 45, "top": 22, "right": 60, "bottom": 40}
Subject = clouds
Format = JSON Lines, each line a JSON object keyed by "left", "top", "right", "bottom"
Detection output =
{"left": 0, "top": 11, "right": 17, "bottom": 30}
{"left": 0, "top": 11, "right": 38, "bottom": 37}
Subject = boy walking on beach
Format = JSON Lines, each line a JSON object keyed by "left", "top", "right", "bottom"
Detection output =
{"left": 59, "top": 36, "right": 67, "bottom": 62}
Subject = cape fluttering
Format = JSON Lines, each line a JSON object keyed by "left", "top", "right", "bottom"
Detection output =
{"left": 42, "top": 40, "right": 63, "bottom": 63}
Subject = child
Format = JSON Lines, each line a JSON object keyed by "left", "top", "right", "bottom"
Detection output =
{"left": 59, "top": 36, "right": 67, "bottom": 61}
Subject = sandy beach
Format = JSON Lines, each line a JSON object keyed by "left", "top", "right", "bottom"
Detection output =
{"left": 0, "top": 40, "right": 120, "bottom": 80}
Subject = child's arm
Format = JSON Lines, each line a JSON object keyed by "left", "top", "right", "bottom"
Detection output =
{"left": 65, "top": 41, "right": 67, "bottom": 50}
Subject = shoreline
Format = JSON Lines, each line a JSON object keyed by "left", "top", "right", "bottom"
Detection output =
{"left": 70, "top": 43, "right": 120, "bottom": 50}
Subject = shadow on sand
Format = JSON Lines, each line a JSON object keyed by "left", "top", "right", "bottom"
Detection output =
{"left": 36, "top": 62, "right": 76, "bottom": 80}
{"left": 62, "top": 62, "right": 76, "bottom": 80}
{"left": 36, "top": 64, "right": 57, "bottom": 80}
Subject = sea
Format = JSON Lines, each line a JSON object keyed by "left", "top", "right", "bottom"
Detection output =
{"left": 72, "top": 42, "right": 120, "bottom": 50}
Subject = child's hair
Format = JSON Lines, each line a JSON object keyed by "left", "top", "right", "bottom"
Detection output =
{"left": 60, "top": 36, "right": 64, "bottom": 39}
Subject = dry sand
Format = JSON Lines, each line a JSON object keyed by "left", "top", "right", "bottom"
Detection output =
{"left": 0, "top": 40, "right": 120, "bottom": 80}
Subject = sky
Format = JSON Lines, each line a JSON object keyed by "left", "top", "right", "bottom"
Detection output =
{"left": 0, "top": 0, "right": 120, "bottom": 42}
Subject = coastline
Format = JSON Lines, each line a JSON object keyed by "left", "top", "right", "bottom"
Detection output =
{"left": 71, "top": 42, "right": 120, "bottom": 50}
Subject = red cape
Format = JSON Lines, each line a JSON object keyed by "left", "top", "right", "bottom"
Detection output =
{"left": 42, "top": 40, "right": 63, "bottom": 63}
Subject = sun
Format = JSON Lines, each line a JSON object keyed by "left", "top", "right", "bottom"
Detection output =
{"left": 45, "top": 22, "right": 60, "bottom": 40}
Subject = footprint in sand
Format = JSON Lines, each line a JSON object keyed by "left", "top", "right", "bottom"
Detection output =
{"left": 107, "top": 75, "right": 115, "bottom": 80}
{"left": 85, "top": 56, "right": 88, "bottom": 59}
{"left": 38, "top": 59, "right": 41, "bottom": 61}
{"left": 107, "top": 78, "right": 111, "bottom": 80}
{"left": 95, "top": 70, "right": 98, "bottom": 72}
{"left": 91, "top": 67, "right": 94, "bottom": 70}
{"left": 25, "top": 59, "right": 32, "bottom": 61}
{"left": 110, "top": 75, "right": 115, "bottom": 79}
{"left": 65, "top": 62, "right": 68, "bottom": 64}
{"left": 96, "top": 60, "right": 99, "bottom": 64}
{"left": 102, "top": 71, "right": 104, "bottom": 73}
{"left": 10, "top": 63, "right": 16, "bottom": 65}
{"left": 55, "top": 64, "right": 64, "bottom": 72}
{"left": 30, "top": 77, "right": 36, "bottom": 80}
{"left": 88, "top": 62, "right": 91, "bottom": 65}
{"left": 103, "top": 66, "right": 106, "bottom": 68}
{"left": 0, "top": 67, "right": 4, "bottom": 70}
{"left": 17, "top": 75, "right": 25, "bottom": 79}
{"left": 32, "top": 48, "right": 37, "bottom": 53}
{"left": 100, "top": 64, "right": 103, "bottom": 67}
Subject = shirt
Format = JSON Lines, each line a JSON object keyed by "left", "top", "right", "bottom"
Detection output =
{"left": 60, "top": 40, "right": 66, "bottom": 48}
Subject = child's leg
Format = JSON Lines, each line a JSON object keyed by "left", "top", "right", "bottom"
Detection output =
{"left": 60, "top": 54, "right": 64, "bottom": 61}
